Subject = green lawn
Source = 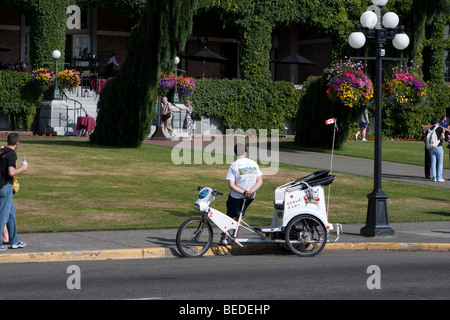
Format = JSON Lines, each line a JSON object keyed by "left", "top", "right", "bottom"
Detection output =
{"left": 7, "top": 136, "right": 450, "bottom": 234}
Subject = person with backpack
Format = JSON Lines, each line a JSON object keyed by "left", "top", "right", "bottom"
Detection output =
{"left": 161, "top": 96, "right": 174, "bottom": 138}
{"left": 175, "top": 100, "right": 195, "bottom": 141}
{"left": 426, "top": 118, "right": 446, "bottom": 182}
{"left": 423, "top": 124, "right": 436, "bottom": 180}
{"left": 0, "top": 133, "right": 28, "bottom": 251}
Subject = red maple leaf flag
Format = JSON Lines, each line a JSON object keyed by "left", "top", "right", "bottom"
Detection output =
{"left": 325, "top": 118, "right": 336, "bottom": 125}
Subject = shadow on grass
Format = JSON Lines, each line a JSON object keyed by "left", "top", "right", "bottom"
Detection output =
{"left": 20, "top": 137, "right": 172, "bottom": 152}
{"left": 424, "top": 211, "right": 450, "bottom": 218}
{"left": 19, "top": 137, "right": 110, "bottom": 149}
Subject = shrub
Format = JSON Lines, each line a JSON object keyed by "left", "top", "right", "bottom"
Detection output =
{"left": 0, "top": 70, "right": 42, "bottom": 130}
{"left": 189, "top": 79, "right": 300, "bottom": 134}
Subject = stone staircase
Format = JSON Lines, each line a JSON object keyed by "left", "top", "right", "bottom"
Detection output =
{"left": 37, "top": 85, "right": 212, "bottom": 138}
{"left": 37, "top": 87, "right": 99, "bottom": 136}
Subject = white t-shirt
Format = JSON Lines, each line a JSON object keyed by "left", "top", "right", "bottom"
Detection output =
{"left": 226, "top": 157, "right": 262, "bottom": 199}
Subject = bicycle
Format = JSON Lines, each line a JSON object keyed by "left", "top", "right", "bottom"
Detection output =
{"left": 176, "top": 170, "right": 342, "bottom": 258}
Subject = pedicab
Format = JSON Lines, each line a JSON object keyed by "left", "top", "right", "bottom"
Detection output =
{"left": 176, "top": 170, "right": 342, "bottom": 257}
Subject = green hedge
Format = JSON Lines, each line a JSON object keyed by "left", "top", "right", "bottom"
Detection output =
{"left": 189, "top": 78, "right": 300, "bottom": 133}
{"left": 0, "top": 71, "right": 42, "bottom": 131}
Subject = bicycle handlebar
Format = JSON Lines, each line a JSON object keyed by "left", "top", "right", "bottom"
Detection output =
{"left": 193, "top": 186, "right": 223, "bottom": 196}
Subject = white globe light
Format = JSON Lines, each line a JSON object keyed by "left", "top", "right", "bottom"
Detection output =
{"left": 174, "top": 56, "right": 180, "bottom": 65}
{"left": 383, "top": 12, "right": 399, "bottom": 29}
{"left": 392, "top": 33, "right": 410, "bottom": 50}
{"left": 360, "top": 11, "right": 378, "bottom": 29}
{"left": 52, "top": 50, "right": 61, "bottom": 59}
{"left": 349, "top": 32, "right": 366, "bottom": 49}
{"left": 372, "top": 0, "right": 388, "bottom": 6}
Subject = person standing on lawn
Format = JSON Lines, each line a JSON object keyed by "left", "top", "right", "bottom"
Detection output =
{"left": 427, "top": 118, "right": 446, "bottom": 182}
{"left": 0, "top": 133, "right": 28, "bottom": 251}
{"left": 355, "top": 109, "right": 370, "bottom": 141}
{"left": 161, "top": 96, "right": 175, "bottom": 138}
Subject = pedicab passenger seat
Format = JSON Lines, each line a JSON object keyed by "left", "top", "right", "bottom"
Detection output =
{"left": 255, "top": 171, "right": 336, "bottom": 234}
{"left": 286, "top": 170, "right": 335, "bottom": 192}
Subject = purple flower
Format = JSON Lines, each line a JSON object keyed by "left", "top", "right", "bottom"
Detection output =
{"left": 412, "top": 80, "right": 424, "bottom": 90}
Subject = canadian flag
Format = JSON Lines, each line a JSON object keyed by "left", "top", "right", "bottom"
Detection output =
{"left": 325, "top": 118, "right": 336, "bottom": 125}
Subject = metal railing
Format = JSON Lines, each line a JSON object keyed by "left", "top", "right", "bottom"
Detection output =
{"left": 60, "top": 89, "right": 87, "bottom": 134}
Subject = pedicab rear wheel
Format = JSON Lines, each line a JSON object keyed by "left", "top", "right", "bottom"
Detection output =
{"left": 285, "top": 215, "right": 327, "bottom": 257}
{"left": 176, "top": 217, "right": 213, "bottom": 258}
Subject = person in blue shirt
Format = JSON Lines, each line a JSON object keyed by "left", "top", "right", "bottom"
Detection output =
{"left": 438, "top": 115, "right": 448, "bottom": 128}
{"left": 439, "top": 115, "right": 449, "bottom": 143}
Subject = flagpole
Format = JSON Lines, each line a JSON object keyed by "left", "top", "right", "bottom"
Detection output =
{"left": 326, "top": 118, "right": 338, "bottom": 216}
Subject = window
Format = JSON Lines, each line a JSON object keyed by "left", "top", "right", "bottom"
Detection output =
{"left": 74, "top": 36, "right": 90, "bottom": 59}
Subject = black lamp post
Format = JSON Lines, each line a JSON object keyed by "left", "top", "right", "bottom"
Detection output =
{"left": 348, "top": 0, "right": 410, "bottom": 237}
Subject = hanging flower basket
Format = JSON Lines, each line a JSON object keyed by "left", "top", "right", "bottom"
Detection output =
{"left": 31, "top": 68, "right": 55, "bottom": 89}
{"left": 159, "top": 73, "right": 196, "bottom": 97}
{"left": 177, "top": 76, "right": 196, "bottom": 96}
{"left": 383, "top": 61, "right": 426, "bottom": 110}
{"left": 159, "top": 72, "right": 176, "bottom": 96}
{"left": 58, "top": 69, "right": 82, "bottom": 90}
{"left": 326, "top": 58, "right": 374, "bottom": 108}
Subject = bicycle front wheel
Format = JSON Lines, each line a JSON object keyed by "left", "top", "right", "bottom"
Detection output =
{"left": 176, "top": 217, "right": 213, "bottom": 258}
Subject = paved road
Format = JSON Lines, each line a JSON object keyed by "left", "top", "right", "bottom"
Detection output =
{"left": 1, "top": 251, "right": 448, "bottom": 301}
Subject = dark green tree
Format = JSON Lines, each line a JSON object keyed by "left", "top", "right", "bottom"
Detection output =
{"left": 295, "top": 76, "right": 360, "bottom": 149}
{"left": 90, "top": 0, "right": 196, "bottom": 147}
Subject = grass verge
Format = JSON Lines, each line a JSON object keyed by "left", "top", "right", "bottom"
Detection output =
{"left": 8, "top": 136, "right": 450, "bottom": 233}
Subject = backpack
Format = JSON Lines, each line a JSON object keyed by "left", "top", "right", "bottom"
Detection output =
{"left": 425, "top": 126, "right": 440, "bottom": 150}
{"left": 190, "top": 110, "right": 198, "bottom": 120}
{"left": 0, "top": 148, "right": 20, "bottom": 194}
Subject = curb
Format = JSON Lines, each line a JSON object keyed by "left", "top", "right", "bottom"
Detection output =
{"left": 325, "top": 242, "right": 450, "bottom": 252}
{"left": 0, "top": 243, "right": 449, "bottom": 264}
{"left": 0, "top": 248, "right": 168, "bottom": 264}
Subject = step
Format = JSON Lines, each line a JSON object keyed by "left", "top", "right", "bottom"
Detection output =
{"left": 46, "top": 125, "right": 78, "bottom": 137}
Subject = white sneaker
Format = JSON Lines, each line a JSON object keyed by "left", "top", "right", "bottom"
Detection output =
{"left": 361, "top": 139, "right": 367, "bottom": 141}
{"left": 437, "top": 179, "right": 445, "bottom": 182}
{"left": 11, "top": 241, "right": 26, "bottom": 249}
{"left": 219, "top": 238, "right": 229, "bottom": 246}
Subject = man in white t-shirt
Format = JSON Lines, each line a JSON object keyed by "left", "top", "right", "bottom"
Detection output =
{"left": 220, "top": 143, "right": 263, "bottom": 245}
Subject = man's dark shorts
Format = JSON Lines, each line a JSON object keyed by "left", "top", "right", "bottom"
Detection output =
{"left": 358, "top": 121, "right": 368, "bottom": 129}
{"left": 226, "top": 195, "right": 253, "bottom": 218}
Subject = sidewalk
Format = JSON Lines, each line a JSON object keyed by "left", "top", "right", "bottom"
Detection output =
{"left": 1, "top": 138, "right": 449, "bottom": 263}
{"left": 1, "top": 222, "right": 449, "bottom": 263}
